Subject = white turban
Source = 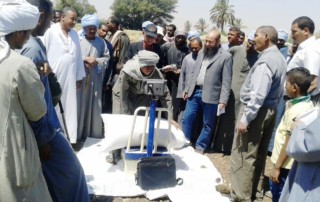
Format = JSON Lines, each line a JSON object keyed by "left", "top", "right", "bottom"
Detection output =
{"left": 81, "top": 14, "right": 99, "bottom": 29}
{"left": 0, "top": 0, "right": 39, "bottom": 62}
{"left": 78, "top": 14, "right": 99, "bottom": 38}
{"left": 187, "top": 30, "right": 200, "bottom": 40}
{"left": 0, "top": 0, "right": 40, "bottom": 37}
{"left": 278, "top": 29, "right": 289, "bottom": 42}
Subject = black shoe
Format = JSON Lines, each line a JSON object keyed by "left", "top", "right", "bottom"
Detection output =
{"left": 105, "top": 150, "right": 122, "bottom": 165}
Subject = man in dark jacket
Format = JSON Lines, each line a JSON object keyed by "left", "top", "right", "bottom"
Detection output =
{"left": 126, "top": 23, "right": 164, "bottom": 69}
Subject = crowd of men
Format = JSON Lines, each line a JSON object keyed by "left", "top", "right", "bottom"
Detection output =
{"left": 0, "top": 0, "right": 320, "bottom": 201}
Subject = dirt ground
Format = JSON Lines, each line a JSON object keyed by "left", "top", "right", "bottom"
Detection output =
{"left": 89, "top": 151, "right": 273, "bottom": 202}
{"left": 209, "top": 152, "right": 273, "bottom": 202}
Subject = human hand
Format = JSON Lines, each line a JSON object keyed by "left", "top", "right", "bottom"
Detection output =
{"left": 39, "top": 143, "right": 51, "bottom": 160}
{"left": 84, "top": 56, "right": 97, "bottom": 68}
{"left": 172, "top": 68, "right": 181, "bottom": 75}
{"left": 182, "top": 92, "right": 188, "bottom": 100}
{"left": 161, "top": 65, "right": 176, "bottom": 73}
{"left": 219, "top": 103, "right": 226, "bottom": 110}
{"left": 37, "top": 62, "right": 52, "bottom": 76}
{"left": 270, "top": 167, "right": 280, "bottom": 183}
{"left": 84, "top": 62, "right": 91, "bottom": 70}
{"left": 236, "top": 122, "right": 248, "bottom": 135}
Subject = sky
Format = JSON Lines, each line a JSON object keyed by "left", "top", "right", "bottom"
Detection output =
{"left": 87, "top": 0, "right": 320, "bottom": 35}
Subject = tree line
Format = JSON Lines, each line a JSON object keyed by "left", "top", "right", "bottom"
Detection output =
{"left": 55, "top": 0, "right": 244, "bottom": 32}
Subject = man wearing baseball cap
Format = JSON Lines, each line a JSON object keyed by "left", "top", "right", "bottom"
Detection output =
{"left": 142, "top": 20, "right": 153, "bottom": 30}
{"left": 126, "top": 23, "right": 164, "bottom": 68}
{"left": 162, "top": 30, "right": 190, "bottom": 121}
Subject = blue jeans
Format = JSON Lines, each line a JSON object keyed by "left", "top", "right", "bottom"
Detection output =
{"left": 269, "top": 168, "right": 289, "bottom": 202}
{"left": 182, "top": 88, "right": 218, "bottom": 151}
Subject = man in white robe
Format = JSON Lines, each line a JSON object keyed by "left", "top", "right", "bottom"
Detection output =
{"left": 77, "top": 14, "right": 110, "bottom": 139}
{"left": 0, "top": 1, "right": 52, "bottom": 201}
{"left": 43, "top": 7, "right": 86, "bottom": 143}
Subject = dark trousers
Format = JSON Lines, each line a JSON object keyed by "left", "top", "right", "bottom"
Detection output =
{"left": 102, "top": 87, "right": 113, "bottom": 114}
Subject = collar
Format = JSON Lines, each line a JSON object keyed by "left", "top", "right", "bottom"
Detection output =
{"left": 298, "top": 36, "right": 316, "bottom": 50}
{"left": 258, "top": 45, "right": 278, "bottom": 58}
{"left": 289, "top": 94, "right": 311, "bottom": 106}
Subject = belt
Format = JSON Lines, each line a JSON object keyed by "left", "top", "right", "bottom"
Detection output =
{"left": 195, "top": 85, "right": 203, "bottom": 90}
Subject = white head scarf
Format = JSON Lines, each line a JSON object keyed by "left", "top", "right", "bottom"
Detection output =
{"left": 0, "top": 0, "right": 39, "bottom": 62}
{"left": 138, "top": 50, "right": 159, "bottom": 68}
{"left": 123, "top": 50, "right": 159, "bottom": 80}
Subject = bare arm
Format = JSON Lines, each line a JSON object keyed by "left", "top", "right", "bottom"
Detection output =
{"left": 270, "top": 135, "right": 290, "bottom": 183}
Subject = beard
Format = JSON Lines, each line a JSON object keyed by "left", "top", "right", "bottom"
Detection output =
{"left": 204, "top": 46, "right": 218, "bottom": 58}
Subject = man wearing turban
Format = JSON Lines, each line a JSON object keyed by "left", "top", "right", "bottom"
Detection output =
{"left": 0, "top": 0, "right": 52, "bottom": 201}
{"left": 77, "top": 14, "right": 110, "bottom": 140}
{"left": 277, "top": 29, "right": 289, "bottom": 58}
{"left": 17, "top": 0, "right": 90, "bottom": 201}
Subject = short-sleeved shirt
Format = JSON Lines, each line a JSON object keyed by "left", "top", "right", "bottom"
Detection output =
{"left": 271, "top": 97, "right": 314, "bottom": 169}
{"left": 287, "top": 36, "right": 320, "bottom": 95}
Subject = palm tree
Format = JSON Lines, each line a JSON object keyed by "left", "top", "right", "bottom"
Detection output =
{"left": 210, "top": 0, "right": 235, "bottom": 32}
{"left": 184, "top": 20, "right": 192, "bottom": 32}
{"left": 194, "top": 18, "right": 208, "bottom": 33}
{"left": 232, "top": 18, "right": 246, "bottom": 29}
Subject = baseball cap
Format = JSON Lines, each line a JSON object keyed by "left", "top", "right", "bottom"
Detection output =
{"left": 144, "top": 24, "right": 157, "bottom": 38}
{"left": 142, "top": 20, "right": 153, "bottom": 30}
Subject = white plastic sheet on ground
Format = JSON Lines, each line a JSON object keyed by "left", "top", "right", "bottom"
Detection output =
{"left": 77, "top": 138, "right": 231, "bottom": 202}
